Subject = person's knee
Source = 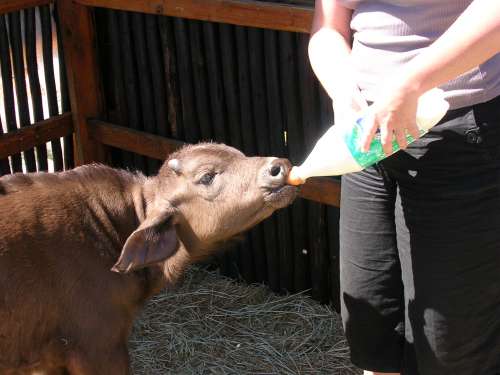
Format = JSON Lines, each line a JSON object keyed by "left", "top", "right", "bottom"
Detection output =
{"left": 363, "top": 371, "right": 400, "bottom": 375}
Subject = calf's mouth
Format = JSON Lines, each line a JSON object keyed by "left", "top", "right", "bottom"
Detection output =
{"left": 261, "top": 158, "right": 297, "bottom": 208}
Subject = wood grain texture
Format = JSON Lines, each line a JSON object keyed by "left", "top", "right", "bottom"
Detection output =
{"left": 57, "top": 0, "right": 106, "bottom": 165}
{"left": 0, "top": 113, "right": 74, "bottom": 159}
{"left": 75, "top": 0, "right": 313, "bottom": 33}
{"left": 0, "top": 0, "right": 52, "bottom": 15}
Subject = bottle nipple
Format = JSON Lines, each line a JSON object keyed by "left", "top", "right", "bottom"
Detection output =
{"left": 287, "top": 166, "right": 306, "bottom": 185}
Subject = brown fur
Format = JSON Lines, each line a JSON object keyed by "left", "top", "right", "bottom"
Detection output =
{"left": 0, "top": 143, "right": 295, "bottom": 374}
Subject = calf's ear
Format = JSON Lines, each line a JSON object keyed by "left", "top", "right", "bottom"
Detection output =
{"left": 111, "top": 208, "right": 179, "bottom": 273}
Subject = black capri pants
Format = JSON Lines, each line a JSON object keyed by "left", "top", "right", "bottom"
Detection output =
{"left": 340, "top": 95, "right": 500, "bottom": 375}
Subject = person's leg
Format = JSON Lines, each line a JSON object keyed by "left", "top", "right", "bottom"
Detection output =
{"left": 387, "top": 96, "right": 500, "bottom": 375}
{"left": 340, "top": 165, "right": 403, "bottom": 373}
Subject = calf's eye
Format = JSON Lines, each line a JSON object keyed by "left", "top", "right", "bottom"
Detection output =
{"left": 199, "top": 172, "right": 216, "bottom": 186}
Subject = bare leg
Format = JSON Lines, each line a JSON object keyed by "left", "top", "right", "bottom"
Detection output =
{"left": 363, "top": 372, "right": 400, "bottom": 375}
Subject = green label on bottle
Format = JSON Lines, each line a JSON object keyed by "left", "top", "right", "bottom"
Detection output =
{"left": 344, "top": 116, "right": 424, "bottom": 168}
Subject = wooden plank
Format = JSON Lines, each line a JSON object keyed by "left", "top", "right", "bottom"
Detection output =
{"left": 8, "top": 11, "right": 37, "bottom": 172}
{"left": 54, "top": 6, "right": 75, "bottom": 170}
{"left": 299, "top": 177, "right": 340, "bottom": 207}
{"left": 131, "top": 12, "right": 160, "bottom": 173}
{"left": 25, "top": 7, "right": 49, "bottom": 171}
{"left": 0, "top": 113, "right": 74, "bottom": 160}
{"left": 0, "top": 0, "right": 52, "bottom": 15}
{"left": 0, "top": 15, "right": 23, "bottom": 172}
{"left": 116, "top": 10, "right": 148, "bottom": 172}
{"left": 57, "top": 0, "right": 106, "bottom": 165}
{"left": 87, "top": 119, "right": 184, "bottom": 160}
{"left": 74, "top": 0, "right": 313, "bottom": 33}
{"left": 88, "top": 119, "right": 341, "bottom": 206}
{"left": 158, "top": 16, "right": 182, "bottom": 139}
{"left": 40, "top": 4, "right": 63, "bottom": 170}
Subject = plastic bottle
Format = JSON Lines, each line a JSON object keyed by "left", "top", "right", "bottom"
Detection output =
{"left": 287, "top": 88, "right": 450, "bottom": 185}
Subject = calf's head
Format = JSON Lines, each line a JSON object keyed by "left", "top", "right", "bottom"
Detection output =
{"left": 112, "top": 143, "right": 296, "bottom": 275}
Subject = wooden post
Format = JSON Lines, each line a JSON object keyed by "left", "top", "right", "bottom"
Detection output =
{"left": 57, "top": 0, "right": 106, "bottom": 165}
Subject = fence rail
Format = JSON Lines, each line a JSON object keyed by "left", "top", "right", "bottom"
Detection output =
{"left": 0, "top": 113, "right": 73, "bottom": 159}
{"left": 0, "top": 0, "right": 53, "bottom": 15}
{"left": 75, "top": 0, "right": 313, "bottom": 33}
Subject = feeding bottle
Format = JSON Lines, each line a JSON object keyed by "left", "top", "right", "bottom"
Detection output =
{"left": 287, "top": 88, "right": 449, "bottom": 185}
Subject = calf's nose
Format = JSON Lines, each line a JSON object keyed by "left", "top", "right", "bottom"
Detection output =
{"left": 263, "top": 158, "right": 291, "bottom": 185}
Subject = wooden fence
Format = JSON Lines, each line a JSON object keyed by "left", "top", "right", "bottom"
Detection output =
{"left": 0, "top": 1, "right": 73, "bottom": 173}
{"left": 0, "top": 0, "right": 342, "bottom": 309}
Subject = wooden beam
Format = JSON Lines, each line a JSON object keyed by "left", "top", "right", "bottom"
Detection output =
{"left": 87, "top": 119, "right": 184, "bottom": 160}
{"left": 299, "top": 176, "right": 341, "bottom": 207}
{"left": 57, "top": 0, "right": 106, "bottom": 165}
{"left": 74, "top": 0, "right": 313, "bottom": 33}
{"left": 0, "top": 113, "right": 73, "bottom": 159}
{"left": 88, "top": 119, "right": 340, "bottom": 206}
{"left": 0, "top": 0, "right": 52, "bottom": 14}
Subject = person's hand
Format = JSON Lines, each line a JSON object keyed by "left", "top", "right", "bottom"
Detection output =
{"left": 332, "top": 82, "right": 368, "bottom": 127}
{"left": 360, "top": 80, "right": 421, "bottom": 155}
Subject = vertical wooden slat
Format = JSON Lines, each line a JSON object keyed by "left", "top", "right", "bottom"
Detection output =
{"left": 53, "top": 5, "right": 74, "bottom": 170}
{"left": 158, "top": 16, "right": 183, "bottom": 139}
{"left": 25, "top": 7, "right": 49, "bottom": 171}
{"left": 280, "top": 32, "right": 309, "bottom": 293}
{"left": 0, "top": 15, "right": 22, "bottom": 172}
{"left": 234, "top": 26, "right": 267, "bottom": 284}
{"left": 57, "top": 0, "right": 106, "bottom": 165}
{"left": 248, "top": 28, "right": 280, "bottom": 292}
{"left": 188, "top": 21, "right": 213, "bottom": 142}
{"left": 8, "top": 11, "right": 37, "bottom": 172}
{"left": 131, "top": 12, "right": 159, "bottom": 173}
{"left": 203, "top": 22, "right": 227, "bottom": 143}
{"left": 40, "top": 5, "right": 63, "bottom": 171}
{"left": 218, "top": 24, "right": 243, "bottom": 149}
{"left": 173, "top": 18, "right": 200, "bottom": 143}
{"left": 145, "top": 15, "right": 169, "bottom": 138}
{"left": 0, "top": 115, "right": 11, "bottom": 175}
{"left": 116, "top": 11, "right": 147, "bottom": 172}
{"left": 263, "top": 29, "right": 293, "bottom": 293}
{"left": 99, "top": 8, "right": 127, "bottom": 168}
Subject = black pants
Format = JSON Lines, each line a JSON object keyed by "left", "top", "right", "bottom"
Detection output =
{"left": 340, "top": 95, "right": 500, "bottom": 375}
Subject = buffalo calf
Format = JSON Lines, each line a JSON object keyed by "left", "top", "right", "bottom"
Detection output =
{"left": 0, "top": 143, "right": 296, "bottom": 374}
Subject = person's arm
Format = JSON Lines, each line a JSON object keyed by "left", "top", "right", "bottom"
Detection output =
{"left": 309, "top": 0, "right": 367, "bottom": 122}
{"left": 362, "top": 0, "right": 500, "bottom": 154}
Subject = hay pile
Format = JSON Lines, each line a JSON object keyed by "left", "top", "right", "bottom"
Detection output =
{"left": 129, "top": 266, "right": 360, "bottom": 374}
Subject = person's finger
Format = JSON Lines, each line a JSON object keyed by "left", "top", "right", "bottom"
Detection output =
{"left": 395, "top": 127, "right": 408, "bottom": 150}
{"left": 361, "top": 113, "right": 378, "bottom": 152}
{"left": 380, "top": 122, "right": 394, "bottom": 156}
{"left": 407, "top": 121, "right": 420, "bottom": 140}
